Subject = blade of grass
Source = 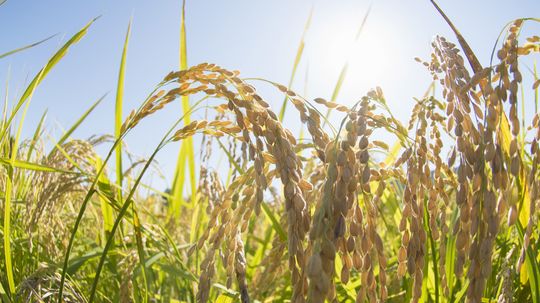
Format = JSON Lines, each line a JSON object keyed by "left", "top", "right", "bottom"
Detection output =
{"left": 170, "top": 0, "right": 192, "bottom": 217}
{"left": 1, "top": 69, "right": 8, "bottom": 130}
{"left": 115, "top": 19, "right": 131, "bottom": 202}
{"left": 0, "top": 157, "right": 77, "bottom": 174}
{"left": 0, "top": 34, "right": 57, "bottom": 60}
{"left": 534, "top": 62, "right": 538, "bottom": 114}
{"left": 113, "top": 20, "right": 139, "bottom": 299}
{"left": 25, "top": 109, "right": 47, "bottom": 161}
{"left": 0, "top": 17, "right": 98, "bottom": 142}
{"left": 261, "top": 202, "right": 286, "bottom": 242}
{"left": 0, "top": 280, "right": 9, "bottom": 303}
{"left": 3, "top": 161, "right": 15, "bottom": 295}
{"left": 171, "top": 142, "right": 188, "bottom": 217}
{"left": 278, "top": 8, "right": 312, "bottom": 121}
{"left": 95, "top": 157, "right": 115, "bottom": 239}
{"left": 3, "top": 61, "right": 43, "bottom": 295}
{"left": 171, "top": 0, "right": 197, "bottom": 219}
{"left": 49, "top": 93, "right": 105, "bottom": 157}
{"left": 323, "top": 4, "right": 372, "bottom": 125}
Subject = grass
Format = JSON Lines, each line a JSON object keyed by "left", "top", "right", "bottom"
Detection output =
{"left": 1, "top": 1, "right": 540, "bottom": 303}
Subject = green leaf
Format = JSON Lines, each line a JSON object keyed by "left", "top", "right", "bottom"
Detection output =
{"left": 49, "top": 93, "right": 105, "bottom": 157}
{"left": 171, "top": 0, "right": 197, "bottom": 219}
{"left": 115, "top": 19, "right": 131, "bottom": 196}
{"left": 0, "top": 157, "right": 76, "bottom": 174}
{"left": 261, "top": 202, "right": 286, "bottom": 242}
{"left": 26, "top": 110, "right": 47, "bottom": 161}
{"left": 278, "top": 9, "right": 312, "bottom": 121}
{"left": 1, "top": 17, "right": 98, "bottom": 141}
{"left": 0, "top": 34, "right": 57, "bottom": 59}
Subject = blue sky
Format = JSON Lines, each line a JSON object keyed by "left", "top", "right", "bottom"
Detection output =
{"left": 1, "top": 0, "right": 539, "bottom": 189}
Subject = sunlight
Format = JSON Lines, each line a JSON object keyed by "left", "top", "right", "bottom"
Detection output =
{"left": 309, "top": 14, "right": 395, "bottom": 96}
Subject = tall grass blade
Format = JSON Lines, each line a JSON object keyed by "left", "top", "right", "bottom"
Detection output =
{"left": 171, "top": 142, "right": 188, "bottom": 217}
{"left": 49, "top": 93, "right": 105, "bottom": 157}
{"left": 3, "top": 62, "right": 43, "bottom": 295}
{"left": 323, "top": 4, "right": 371, "bottom": 123}
{"left": 95, "top": 158, "right": 115, "bottom": 238}
{"left": 171, "top": 0, "right": 196, "bottom": 219}
{"left": 115, "top": 20, "right": 131, "bottom": 202}
{"left": 0, "top": 157, "right": 76, "bottom": 173}
{"left": 534, "top": 62, "right": 538, "bottom": 113}
{"left": 0, "top": 17, "right": 98, "bottom": 142}
{"left": 0, "top": 34, "right": 57, "bottom": 60}
{"left": 3, "top": 163, "right": 14, "bottom": 295}
{"left": 181, "top": 0, "right": 197, "bottom": 208}
{"left": 26, "top": 109, "right": 47, "bottom": 161}
{"left": 110, "top": 19, "right": 134, "bottom": 295}
{"left": 278, "top": 9, "right": 312, "bottom": 121}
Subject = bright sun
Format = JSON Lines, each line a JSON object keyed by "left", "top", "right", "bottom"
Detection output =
{"left": 308, "top": 13, "right": 395, "bottom": 98}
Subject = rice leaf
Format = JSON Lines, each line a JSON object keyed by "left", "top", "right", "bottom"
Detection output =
{"left": 115, "top": 20, "right": 131, "bottom": 199}
{"left": 0, "top": 34, "right": 57, "bottom": 60}
{"left": 278, "top": 8, "right": 312, "bottom": 121}
{"left": 0, "top": 157, "right": 75, "bottom": 174}
{"left": 2, "top": 37, "right": 48, "bottom": 295}
{"left": 171, "top": 0, "right": 196, "bottom": 219}
{"left": 49, "top": 93, "right": 105, "bottom": 157}
{"left": 26, "top": 110, "right": 47, "bottom": 161}
{"left": 0, "top": 17, "right": 98, "bottom": 142}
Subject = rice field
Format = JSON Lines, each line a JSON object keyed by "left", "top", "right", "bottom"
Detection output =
{"left": 1, "top": 1, "right": 540, "bottom": 303}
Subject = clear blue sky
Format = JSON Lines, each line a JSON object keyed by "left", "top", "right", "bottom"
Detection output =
{"left": 1, "top": 0, "right": 539, "bottom": 189}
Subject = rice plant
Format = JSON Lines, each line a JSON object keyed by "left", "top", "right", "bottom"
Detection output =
{"left": 1, "top": 1, "right": 539, "bottom": 303}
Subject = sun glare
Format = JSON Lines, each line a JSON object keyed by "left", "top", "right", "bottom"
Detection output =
{"left": 309, "top": 14, "right": 395, "bottom": 97}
